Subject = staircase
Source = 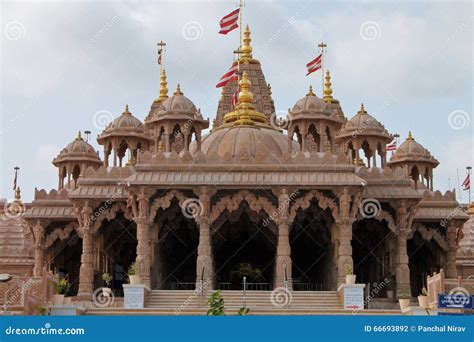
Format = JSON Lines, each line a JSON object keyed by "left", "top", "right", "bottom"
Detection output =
{"left": 84, "top": 290, "right": 400, "bottom": 315}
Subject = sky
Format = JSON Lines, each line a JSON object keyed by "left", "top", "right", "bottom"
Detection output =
{"left": 0, "top": 0, "right": 473, "bottom": 202}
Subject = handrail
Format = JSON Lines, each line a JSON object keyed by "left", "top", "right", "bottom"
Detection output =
{"left": 200, "top": 268, "right": 205, "bottom": 298}
{"left": 284, "top": 267, "right": 289, "bottom": 308}
{"left": 242, "top": 276, "right": 247, "bottom": 308}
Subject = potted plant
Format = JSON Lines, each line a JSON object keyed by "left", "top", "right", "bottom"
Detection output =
{"left": 52, "top": 278, "right": 70, "bottom": 305}
{"left": 102, "top": 273, "right": 113, "bottom": 297}
{"left": 128, "top": 262, "right": 140, "bottom": 285}
{"left": 398, "top": 294, "right": 411, "bottom": 311}
{"left": 418, "top": 287, "right": 429, "bottom": 308}
{"left": 345, "top": 265, "right": 356, "bottom": 284}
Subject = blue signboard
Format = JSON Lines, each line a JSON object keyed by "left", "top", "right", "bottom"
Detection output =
{"left": 437, "top": 294, "right": 472, "bottom": 309}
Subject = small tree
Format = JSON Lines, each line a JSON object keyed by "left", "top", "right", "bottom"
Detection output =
{"left": 54, "top": 278, "right": 71, "bottom": 295}
{"left": 102, "top": 273, "right": 113, "bottom": 287}
{"left": 207, "top": 290, "right": 225, "bottom": 316}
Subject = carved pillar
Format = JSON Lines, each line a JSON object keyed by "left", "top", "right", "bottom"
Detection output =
{"left": 445, "top": 222, "right": 459, "bottom": 278}
{"left": 135, "top": 190, "right": 151, "bottom": 287}
{"left": 337, "top": 188, "right": 354, "bottom": 286}
{"left": 195, "top": 186, "right": 214, "bottom": 290}
{"left": 77, "top": 202, "right": 94, "bottom": 299}
{"left": 395, "top": 200, "right": 411, "bottom": 298}
{"left": 32, "top": 221, "right": 45, "bottom": 277}
{"left": 275, "top": 188, "right": 292, "bottom": 289}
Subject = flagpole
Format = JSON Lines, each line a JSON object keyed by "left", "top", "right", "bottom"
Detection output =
{"left": 239, "top": 0, "right": 244, "bottom": 49}
{"left": 318, "top": 42, "right": 327, "bottom": 96}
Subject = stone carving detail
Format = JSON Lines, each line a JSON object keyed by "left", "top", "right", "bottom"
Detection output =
{"left": 289, "top": 190, "right": 339, "bottom": 224}
{"left": 149, "top": 190, "right": 189, "bottom": 224}
{"left": 91, "top": 202, "right": 133, "bottom": 233}
{"left": 43, "top": 222, "right": 79, "bottom": 249}
{"left": 408, "top": 223, "right": 448, "bottom": 251}
{"left": 210, "top": 190, "right": 277, "bottom": 224}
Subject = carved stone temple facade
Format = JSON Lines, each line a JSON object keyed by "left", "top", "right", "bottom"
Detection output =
{"left": 2, "top": 26, "right": 472, "bottom": 303}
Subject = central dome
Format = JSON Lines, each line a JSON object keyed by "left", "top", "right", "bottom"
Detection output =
{"left": 196, "top": 125, "right": 290, "bottom": 159}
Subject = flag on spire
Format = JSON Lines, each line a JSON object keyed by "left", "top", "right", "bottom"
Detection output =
{"left": 157, "top": 48, "right": 162, "bottom": 65}
{"left": 386, "top": 139, "right": 397, "bottom": 151}
{"left": 216, "top": 64, "right": 238, "bottom": 88}
{"left": 219, "top": 8, "right": 240, "bottom": 35}
{"left": 306, "top": 53, "right": 322, "bottom": 76}
{"left": 231, "top": 86, "right": 240, "bottom": 109}
{"left": 462, "top": 174, "right": 470, "bottom": 191}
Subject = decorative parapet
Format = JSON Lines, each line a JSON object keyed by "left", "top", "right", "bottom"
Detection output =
{"left": 83, "top": 166, "right": 134, "bottom": 180}
{"left": 138, "top": 150, "right": 353, "bottom": 166}
{"left": 34, "top": 188, "right": 70, "bottom": 201}
{"left": 356, "top": 166, "right": 406, "bottom": 181}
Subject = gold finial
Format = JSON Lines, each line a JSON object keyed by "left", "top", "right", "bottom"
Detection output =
{"left": 240, "top": 24, "right": 253, "bottom": 61}
{"left": 158, "top": 69, "right": 169, "bottom": 102}
{"left": 323, "top": 70, "right": 334, "bottom": 103}
{"left": 358, "top": 103, "right": 367, "bottom": 115}
{"left": 174, "top": 83, "right": 183, "bottom": 95}
{"left": 407, "top": 131, "right": 414, "bottom": 141}
{"left": 223, "top": 71, "right": 267, "bottom": 126}
{"left": 123, "top": 104, "right": 131, "bottom": 116}
{"left": 76, "top": 131, "right": 83, "bottom": 140}
{"left": 307, "top": 85, "right": 315, "bottom": 96}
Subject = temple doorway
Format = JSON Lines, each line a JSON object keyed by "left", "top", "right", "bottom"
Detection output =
{"left": 352, "top": 218, "right": 396, "bottom": 297}
{"left": 213, "top": 203, "right": 276, "bottom": 290}
{"left": 290, "top": 198, "right": 335, "bottom": 291}
{"left": 100, "top": 212, "right": 137, "bottom": 296}
{"left": 153, "top": 199, "right": 199, "bottom": 290}
{"left": 408, "top": 229, "right": 446, "bottom": 296}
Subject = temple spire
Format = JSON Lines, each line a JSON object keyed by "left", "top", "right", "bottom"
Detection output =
{"left": 123, "top": 104, "right": 131, "bottom": 116}
{"left": 407, "top": 131, "right": 414, "bottom": 141}
{"left": 76, "top": 131, "right": 83, "bottom": 140}
{"left": 174, "top": 83, "right": 183, "bottom": 95}
{"left": 240, "top": 24, "right": 253, "bottom": 61}
{"left": 307, "top": 85, "right": 315, "bottom": 96}
{"left": 159, "top": 69, "right": 169, "bottom": 102}
{"left": 358, "top": 103, "right": 367, "bottom": 115}
{"left": 323, "top": 70, "right": 334, "bottom": 103}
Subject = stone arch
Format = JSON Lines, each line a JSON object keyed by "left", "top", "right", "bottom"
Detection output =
{"left": 408, "top": 223, "right": 448, "bottom": 251}
{"left": 356, "top": 209, "right": 397, "bottom": 233}
{"left": 44, "top": 222, "right": 79, "bottom": 249}
{"left": 149, "top": 190, "right": 192, "bottom": 224}
{"left": 91, "top": 202, "right": 133, "bottom": 234}
{"left": 210, "top": 190, "right": 277, "bottom": 224}
{"left": 289, "top": 190, "right": 339, "bottom": 225}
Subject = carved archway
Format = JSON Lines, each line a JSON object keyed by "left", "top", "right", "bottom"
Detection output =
{"left": 149, "top": 190, "right": 192, "bottom": 224}
{"left": 289, "top": 190, "right": 339, "bottom": 226}
{"left": 91, "top": 202, "right": 133, "bottom": 234}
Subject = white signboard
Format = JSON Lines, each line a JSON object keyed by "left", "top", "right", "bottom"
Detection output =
{"left": 343, "top": 286, "right": 364, "bottom": 310}
{"left": 124, "top": 286, "right": 145, "bottom": 309}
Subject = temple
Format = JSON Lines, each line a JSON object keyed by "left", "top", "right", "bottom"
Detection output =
{"left": 1, "top": 25, "right": 472, "bottom": 314}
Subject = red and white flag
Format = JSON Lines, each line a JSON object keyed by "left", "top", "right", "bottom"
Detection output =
{"left": 219, "top": 8, "right": 240, "bottom": 35}
{"left": 216, "top": 64, "right": 238, "bottom": 88}
{"left": 386, "top": 140, "right": 397, "bottom": 151}
{"left": 462, "top": 174, "right": 470, "bottom": 191}
{"left": 306, "top": 53, "right": 322, "bottom": 76}
{"left": 157, "top": 48, "right": 162, "bottom": 65}
{"left": 13, "top": 168, "right": 18, "bottom": 191}
{"left": 231, "top": 86, "right": 240, "bottom": 108}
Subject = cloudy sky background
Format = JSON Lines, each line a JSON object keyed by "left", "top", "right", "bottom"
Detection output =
{"left": 1, "top": 0, "right": 472, "bottom": 202}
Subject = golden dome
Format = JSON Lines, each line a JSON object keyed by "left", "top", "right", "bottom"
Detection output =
{"left": 53, "top": 132, "right": 101, "bottom": 166}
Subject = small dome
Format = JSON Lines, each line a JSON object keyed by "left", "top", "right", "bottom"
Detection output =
{"left": 193, "top": 125, "right": 292, "bottom": 161}
{"left": 338, "top": 104, "right": 391, "bottom": 140}
{"left": 53, "top": 132, "right": 101, "bottom": 166}
{"left": 156, "top": 85, "right": 199, "bottom": 117}
{"left": 389, "top": 132, "right": 439, "bottom": 166}
{"left": 291, "top": 86, "right": 330, "bottom": 115}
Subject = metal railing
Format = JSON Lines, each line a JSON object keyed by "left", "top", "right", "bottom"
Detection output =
{"left": 168, "top": 282, "right": 196, "bottom": 290}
